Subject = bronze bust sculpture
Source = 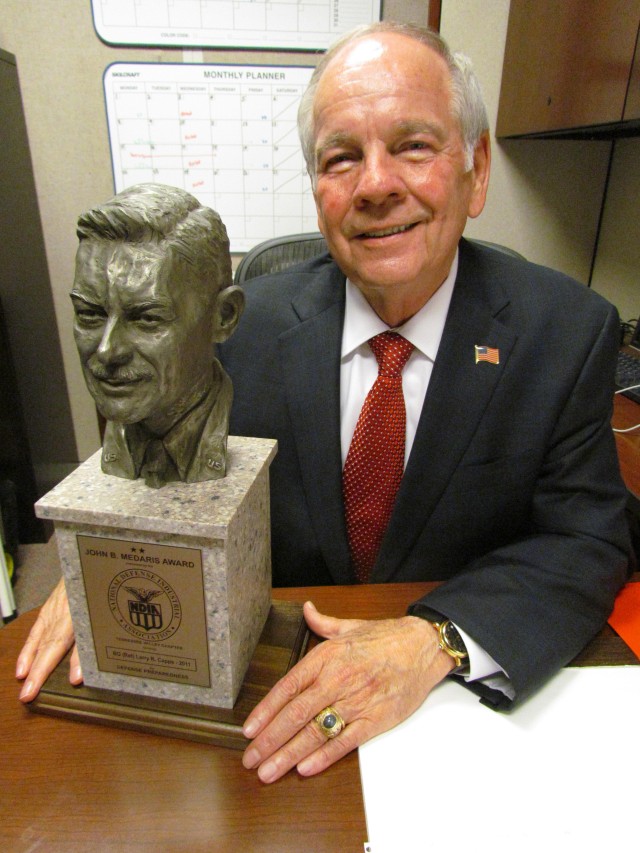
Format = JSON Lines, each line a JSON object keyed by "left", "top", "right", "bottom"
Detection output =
{"left": 70, "top": 183, "right": 244, "bottom": 487}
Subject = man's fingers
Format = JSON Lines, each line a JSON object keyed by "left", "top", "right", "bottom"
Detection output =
{"left": 19, "top": 637, "right": 82, "bottom": 701}
{"left": 18, "top": 636, "right": 76, "bottom": 702}
{"left": 243, "top": 644, "right": 326, "bottom": 738}
{"left": 15, "top": 578, "right": 77, "bottom": 702}
{"left": 245, "top": 715, "right": 327, "bottom": 781}
{"left": 15, "top": 619, "right": 46, "bottom": 679}
{"left": 303, "top": 600, "right": 359, "bottom": 640}
{"left": 242, "top": 614, "right": 450, "bottom": 783}
{"left": 247, "top": 704, "right": 362, "bottom": 784}
{"left": 243, "top": 606, "right": 369, "bottom": 740}
{"left": 297, "top": 718, "right": 365, "bottom": 777}
{"left": 69, "top": 645, "right": 83, "bottom": 684}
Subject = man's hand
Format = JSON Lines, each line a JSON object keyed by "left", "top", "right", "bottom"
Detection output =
{"left": 15, "top": 578, "right": 82, "bottom": 702}
{"left": 242, "top": 600, "right": 453, "bottom": 783}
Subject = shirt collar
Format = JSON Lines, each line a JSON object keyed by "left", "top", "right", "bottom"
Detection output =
{"left": 161, "top": 382, "right": 218, "bottom": 479}
{"left": 124, "top": 366, "right": 222, "bottom": 480}
{"left": 341, "top": 251, "right": 458, "bottom": 362}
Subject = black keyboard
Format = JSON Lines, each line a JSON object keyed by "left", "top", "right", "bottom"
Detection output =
{"left": 616, "top": 351, "right": 640, "bottom": 404}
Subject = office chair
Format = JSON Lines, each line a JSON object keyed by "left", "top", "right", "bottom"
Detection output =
{"left": 234, "top": 233, "right": 328, "bottom": 284}
{"left": 234, "top": 232, "right": 524, "bottom": 284}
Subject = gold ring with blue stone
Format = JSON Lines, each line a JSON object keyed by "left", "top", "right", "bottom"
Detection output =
{"left": 314, "top": 706, "right": 345, "bottom": 739}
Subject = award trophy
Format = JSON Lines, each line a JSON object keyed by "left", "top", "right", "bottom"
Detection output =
{"left": 31, "top": 186, "right": 308, "bottom": 745}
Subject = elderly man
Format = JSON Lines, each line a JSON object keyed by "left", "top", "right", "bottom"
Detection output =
{"left": 18, "top": 23, "right": 629, "bottom": 786}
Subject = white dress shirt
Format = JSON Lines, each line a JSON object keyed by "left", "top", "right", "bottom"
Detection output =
{"left": 339, "top": 253, "right": 512, "bottom": 694}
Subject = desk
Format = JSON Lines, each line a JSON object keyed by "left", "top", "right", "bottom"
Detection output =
{"left": 0, "top": 578, "right": 637, "bottom": 852}
{"left": 0, "top": 397, "right": 637, "bottom": 850}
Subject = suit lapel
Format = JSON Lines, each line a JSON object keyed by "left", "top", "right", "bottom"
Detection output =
{"left": 373, "top": 243, "right": 517, "bottom": 581}
{"left": 277, "top": 262, "right": 355, "bottom": 584}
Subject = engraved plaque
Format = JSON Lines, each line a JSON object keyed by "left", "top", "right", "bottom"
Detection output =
{"left": 78, "top": 534, "right": 210, "bottom": 688}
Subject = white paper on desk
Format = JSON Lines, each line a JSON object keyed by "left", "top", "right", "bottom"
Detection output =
{"left": 359, "top": 666, "right": 640, "bottom": 853}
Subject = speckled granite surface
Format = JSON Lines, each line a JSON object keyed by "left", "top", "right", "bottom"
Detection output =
{"left": 35, "top": 436, "right": 277, "bottom": 708}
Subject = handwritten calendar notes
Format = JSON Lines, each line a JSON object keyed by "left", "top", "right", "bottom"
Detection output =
{"left": 104, "top": 63, "right": 317, "bottom": 250}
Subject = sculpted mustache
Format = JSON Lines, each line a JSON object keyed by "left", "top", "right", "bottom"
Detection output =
{"left": 88, "top": 363, "right": 154, "bottom": 383}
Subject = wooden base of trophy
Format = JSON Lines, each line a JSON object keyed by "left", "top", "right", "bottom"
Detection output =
{"left": 28, "top": 600, "right": 309, "bottom": 750}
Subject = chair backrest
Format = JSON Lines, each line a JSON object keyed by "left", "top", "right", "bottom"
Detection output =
{"left": 234, "top": 232, "right": 524, "bottom": 284}
{"left": 469, "top": 239, "right": 524, "bottom": 260}
{"left": 234, "top": 233, "right": 328, "bottom": 284}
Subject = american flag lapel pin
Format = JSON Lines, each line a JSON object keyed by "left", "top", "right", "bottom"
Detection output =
{"left": 475, "top": 345, "right": 500, "bottom": 365}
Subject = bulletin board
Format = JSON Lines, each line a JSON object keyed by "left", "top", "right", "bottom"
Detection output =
{"left": 92, "top": 0, "right": 382, "bottom": 50}
{"left": 104, "top": 62, "right": 317, "bottom": 251}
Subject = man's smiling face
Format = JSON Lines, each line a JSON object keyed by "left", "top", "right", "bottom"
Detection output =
{"left": 312, "top": 32, "right": 489, "bottom": 321}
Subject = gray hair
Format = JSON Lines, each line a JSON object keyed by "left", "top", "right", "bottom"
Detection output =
{"left": 76, "top": 183, "right": 233, "bottom": 298}
{"left": 297, "top": 22, "right": 489, "bottom": 184}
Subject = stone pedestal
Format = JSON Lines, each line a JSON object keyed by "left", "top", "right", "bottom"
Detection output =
{"left": 35, "top": 435, "right": 277, "bottom": 708}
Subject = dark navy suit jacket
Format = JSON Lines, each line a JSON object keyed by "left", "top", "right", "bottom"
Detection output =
{"left": 219, "top": 238, "right": 630, "bottom": 707}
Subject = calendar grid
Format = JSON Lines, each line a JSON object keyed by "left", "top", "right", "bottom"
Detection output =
{"left": 92, "top": 0, "right": 381, "bottom": 50}
{"left": 105, "top": 63, "right": 318, "bottom": 251}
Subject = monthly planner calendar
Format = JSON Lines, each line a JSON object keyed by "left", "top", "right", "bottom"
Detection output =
{"left": 92, "top": 0, "right": 381, "bottom": 49}
{"left": 104, "top": 63, "right": 317, "bottom": 251}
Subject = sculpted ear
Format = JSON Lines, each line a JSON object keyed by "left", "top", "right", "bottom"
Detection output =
{"left": 213, "top": 285, "right": 245, "bottom": 342}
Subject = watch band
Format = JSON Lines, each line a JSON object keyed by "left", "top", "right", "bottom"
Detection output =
{"left": 430, "top": 619, "right": 469, "bottom": 672}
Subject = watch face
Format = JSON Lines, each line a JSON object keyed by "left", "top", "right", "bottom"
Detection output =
{"left": 443, "top": 621, "right": 467, "bottom": 656}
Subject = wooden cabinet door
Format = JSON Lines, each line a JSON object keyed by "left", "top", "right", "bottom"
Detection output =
{"left": 497, "top": 0, "right": 640, "bottom": 137}
{"left": 624, "top": 21, "right": 640, "bottom": 120}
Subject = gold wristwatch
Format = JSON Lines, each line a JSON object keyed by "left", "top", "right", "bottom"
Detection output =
{"left": 430, "top": 619, "right": 469, "bottom": 672}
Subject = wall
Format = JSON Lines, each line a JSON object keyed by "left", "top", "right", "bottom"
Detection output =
{"left": 0, "top": 0, "right": 426, "bottom": 464}
{"left": 443, "top": 0, "right": 638, "bottom": 325}
{"left": 590, "top": 138, "right": 640, "bottom": 324}
{"left": 1, "top": 3, "right": 166, "bottom": 461}
{"left": 441, "top": 0, "right": 612, "bottom": 281}
{"left": 0, "top": 1, "right": 636, "bottom": 464}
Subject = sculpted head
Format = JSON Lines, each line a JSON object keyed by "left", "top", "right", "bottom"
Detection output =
{"left": 71, "top": 183, "right": 244, "bottom": 484}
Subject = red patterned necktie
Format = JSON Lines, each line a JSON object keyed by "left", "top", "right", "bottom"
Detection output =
{"left": 343, "top": 332, "right": 414, "bottom": 582}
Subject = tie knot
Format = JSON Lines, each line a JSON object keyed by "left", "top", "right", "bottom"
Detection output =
{"left": 141, "top": 438, "right": 170, "bottom": 488}
{"left": 369, "top": 332, "right": 414, "bottom": 377}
